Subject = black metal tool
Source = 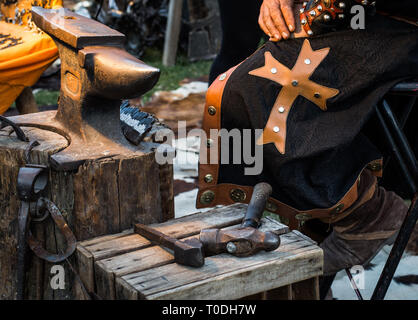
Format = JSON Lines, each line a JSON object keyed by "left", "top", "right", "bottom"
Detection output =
{"left": 134, "top": 223, "right": 205, "bottom": 268}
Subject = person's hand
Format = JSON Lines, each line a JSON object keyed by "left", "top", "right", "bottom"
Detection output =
{"left": 258, "top": 0, "right": 296, "bottom": 41}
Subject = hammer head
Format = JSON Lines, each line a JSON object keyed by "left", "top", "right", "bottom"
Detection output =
{"left": 174, "top": 238, "right": 205, "bottom": 268}
{"left": 199, "top": 227, "right": 280, "bottom": 257}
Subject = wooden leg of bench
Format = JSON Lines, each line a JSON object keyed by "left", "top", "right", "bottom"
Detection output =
{"left": 292, "top": 277, "right": 320, "bottom": 300}
{"left": 264, "top": 285, "right": 293, "bottom": 300}
{"left": 15, "top": 87, "right": 39, "bottom": 114}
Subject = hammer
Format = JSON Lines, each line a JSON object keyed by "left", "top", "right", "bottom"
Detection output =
{"left": 134, "top": 224, "right": 205, "bottom": 268}
{"left": 199, "top": 183, "right": 280, "bottom": 257}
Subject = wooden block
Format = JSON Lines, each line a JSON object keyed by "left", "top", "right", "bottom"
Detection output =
{"left": 76, "top": 203, "right": 250, "bottom": 297}
{"left": 0, "top": 124, "right": 173, "bottom": 300}
{"left": 95, "top": 213, "right": 288, "bottom": 299}
{"left": 117, "top": 231, "right": 323, "bottom": 300}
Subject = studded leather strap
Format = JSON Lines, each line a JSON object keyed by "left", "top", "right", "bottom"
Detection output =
{"left": 300, "top": 0, "right": 375, "bottom": 37}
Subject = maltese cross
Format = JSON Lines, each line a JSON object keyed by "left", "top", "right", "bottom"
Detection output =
{"left": 249, "top": 39, "right": 339, "bottom": 154}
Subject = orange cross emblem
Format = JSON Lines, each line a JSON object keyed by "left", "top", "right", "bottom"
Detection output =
{"left": 249, "top": 39, "right": 339, "bottom": 154}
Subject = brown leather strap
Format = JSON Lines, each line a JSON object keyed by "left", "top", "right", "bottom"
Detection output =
{"left": 197, "top": 164, "right": 379, "bottom": 230}
{"left": 197, "top": 65, "right": 239, "bottom": 192}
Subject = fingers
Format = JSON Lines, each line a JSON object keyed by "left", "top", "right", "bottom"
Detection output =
{"left": 259, "top": 0, "right": 296, "bottom": 41}
{"left": 268, "top": 2, "right": 291, "bottom": 39}
{"left": 280, "top": 1, "right": 296, "bottom": 32}
{"left": 260, "top": 4, "right": 282, "bottom": 41}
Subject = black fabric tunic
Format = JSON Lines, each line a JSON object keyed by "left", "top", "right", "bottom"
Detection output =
{"left": 216, "top": 13, "right": 418, "bottom": 211}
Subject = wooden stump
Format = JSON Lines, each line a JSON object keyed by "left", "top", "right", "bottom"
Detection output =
{"left": 0, "top": 125, "right": 174, "bottom": 300}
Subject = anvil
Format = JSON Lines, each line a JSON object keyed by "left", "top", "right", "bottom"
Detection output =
{"left": 7, "top": 7, "right": 160, "bottom": 171}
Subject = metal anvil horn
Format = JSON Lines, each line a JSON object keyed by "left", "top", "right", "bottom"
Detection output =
{"left": 8, "top": 7, "right": 160, "bottom": 170}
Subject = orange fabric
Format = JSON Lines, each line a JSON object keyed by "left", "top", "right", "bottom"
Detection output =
{"left": 0, "top": 0, "right": 62, "bottom": 114}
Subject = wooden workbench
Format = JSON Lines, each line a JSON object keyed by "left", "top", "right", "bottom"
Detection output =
{"left": 76, "top": 203, "right": 323, "bottom": 300}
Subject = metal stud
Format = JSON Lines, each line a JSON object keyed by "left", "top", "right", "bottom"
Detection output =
{"left": 208, "top": 105, "right": 216, "bottom": 116}
{"left": 204, "top": 174, "right": 213, "bottom": 183}
{"left": 230, "top": 188, "right": 246, "bottom": 202}
{"left": 368, "top": 162, "right": 382, "bottom": 172}
{"left": 266, "top": 201, "right": 278, "bottom": 212}
{"left": 304, "top": 58, "right": 311, "bottom": 65}
{"left": 307, "top": 30, "right": 313, "bottom": 36}
{"left": 301, "top": 19, "right": 307, "bottom": 25}
{"left": 200, "top": 190, "right": 215, "bottom": 204}
{"left": 273, "top": 126, "right": 280, "bottom": 133}
{"left": 361, "top": 0, "right": 368, "bottom": 5}
{"left": 300, "top": 8, "right": 304, "bottom": 13}
{"left": 310, "top": 10, "right": 316, "bottom": 17}
{"left": 334, "top": 203, "right": 345, "bottom": 214}
{"left": 323, "top": 14, "right": 331, "bottom": 22}
{"left": 339, "top": 2, "right": 346, "bottom": 8}
{"left": 278, "top": 106, "right": 285, "bottom": 113}
{"left": 219, "top": 73, "right": 226, "bottom": 81}
{"left": 270, "top": 68, "right": 277, "bottom": 74}
{"left": 338, "top": 14, "right": 345, "bottom": 19}
{"left": 317, "top": 5, "right": 323, "bottom": 11}
{"left": 292, "top": 80, "right": 298, "bottom": 86}
{"left": 303, "top": 2, "right": 307, "bottom": 7}
{"left": 314, "top": 92, "right": 321, "bottom": 98}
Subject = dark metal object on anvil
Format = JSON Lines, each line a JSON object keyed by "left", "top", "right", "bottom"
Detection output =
{"left": 7, "top": 7, "right": 160, "bottom": 171}
{"left": 199, "top": 183, "right": 281, "bottom": 257}
{"left": 134, "top": 223, "right": 205, "bottom": 268}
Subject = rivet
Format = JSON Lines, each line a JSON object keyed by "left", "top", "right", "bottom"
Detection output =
{"left": 292, "top": 80, "right": 298, "bottom": 86}
{"left": 338, "top": 14, "right": 345, "bottom": 19}
{"left": 339, "top": 2, "right": 346, "bottom": 8}
{"left": 303, "top": 1, "right": 307, "bottom": 6}
{"left": 200, "top": 190, "right": 215, "bottom": 204}
{"left": 334, "top": 203, "right": 345, "bottom": 214}
{"left": 266, "top": 201, "right": 278, "bottom": 212}
{"left": 278, "top": 106, "right": 285, "bottom": 113}
{"left": 204, "top": 174, "right": 213, "bottom": 183}
{"left": 304, "top": 58, "right": 311, "bottom": 65}
{"left": 230, "top": 188, "right": 246, "bottom": 202}
{"left": 317, "top": 5, "right": 322, "bottom": 11}
{"left": 207, "top": 139, "right": 213, "bottom": 147}
{"left": 361, "top": 0, "right": 368, "bottom": 5}
{"left": 368, "top": 162, "right": 382, "bottom": 172}
{"left": 219, "top": 73, "right": 227, "bottom": 81}
{"left": 310, "top": 10, "right": 316, "bottom": 17}
{"left": 307, "top": 30, "right": 313, "bottom": 36}
{"left": 300, "top": 8, "right": 304, "bottom": 13}
{"left": 271, "top": 67, "right": 277, "bottom": 74}
{"left": 273, "top": 126, "right": 280, "bottom": 133}
{"left": 208, "top": 106, "right": 216, "bottom": 116}
{"left": 314, "top": 92, "right": 321, "bottom": 98}
{"left": 324, "top": 14, "right": 331, "bottom": 21}
{"left": 301, "top": 19, "right": 307, "bottom": 25}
